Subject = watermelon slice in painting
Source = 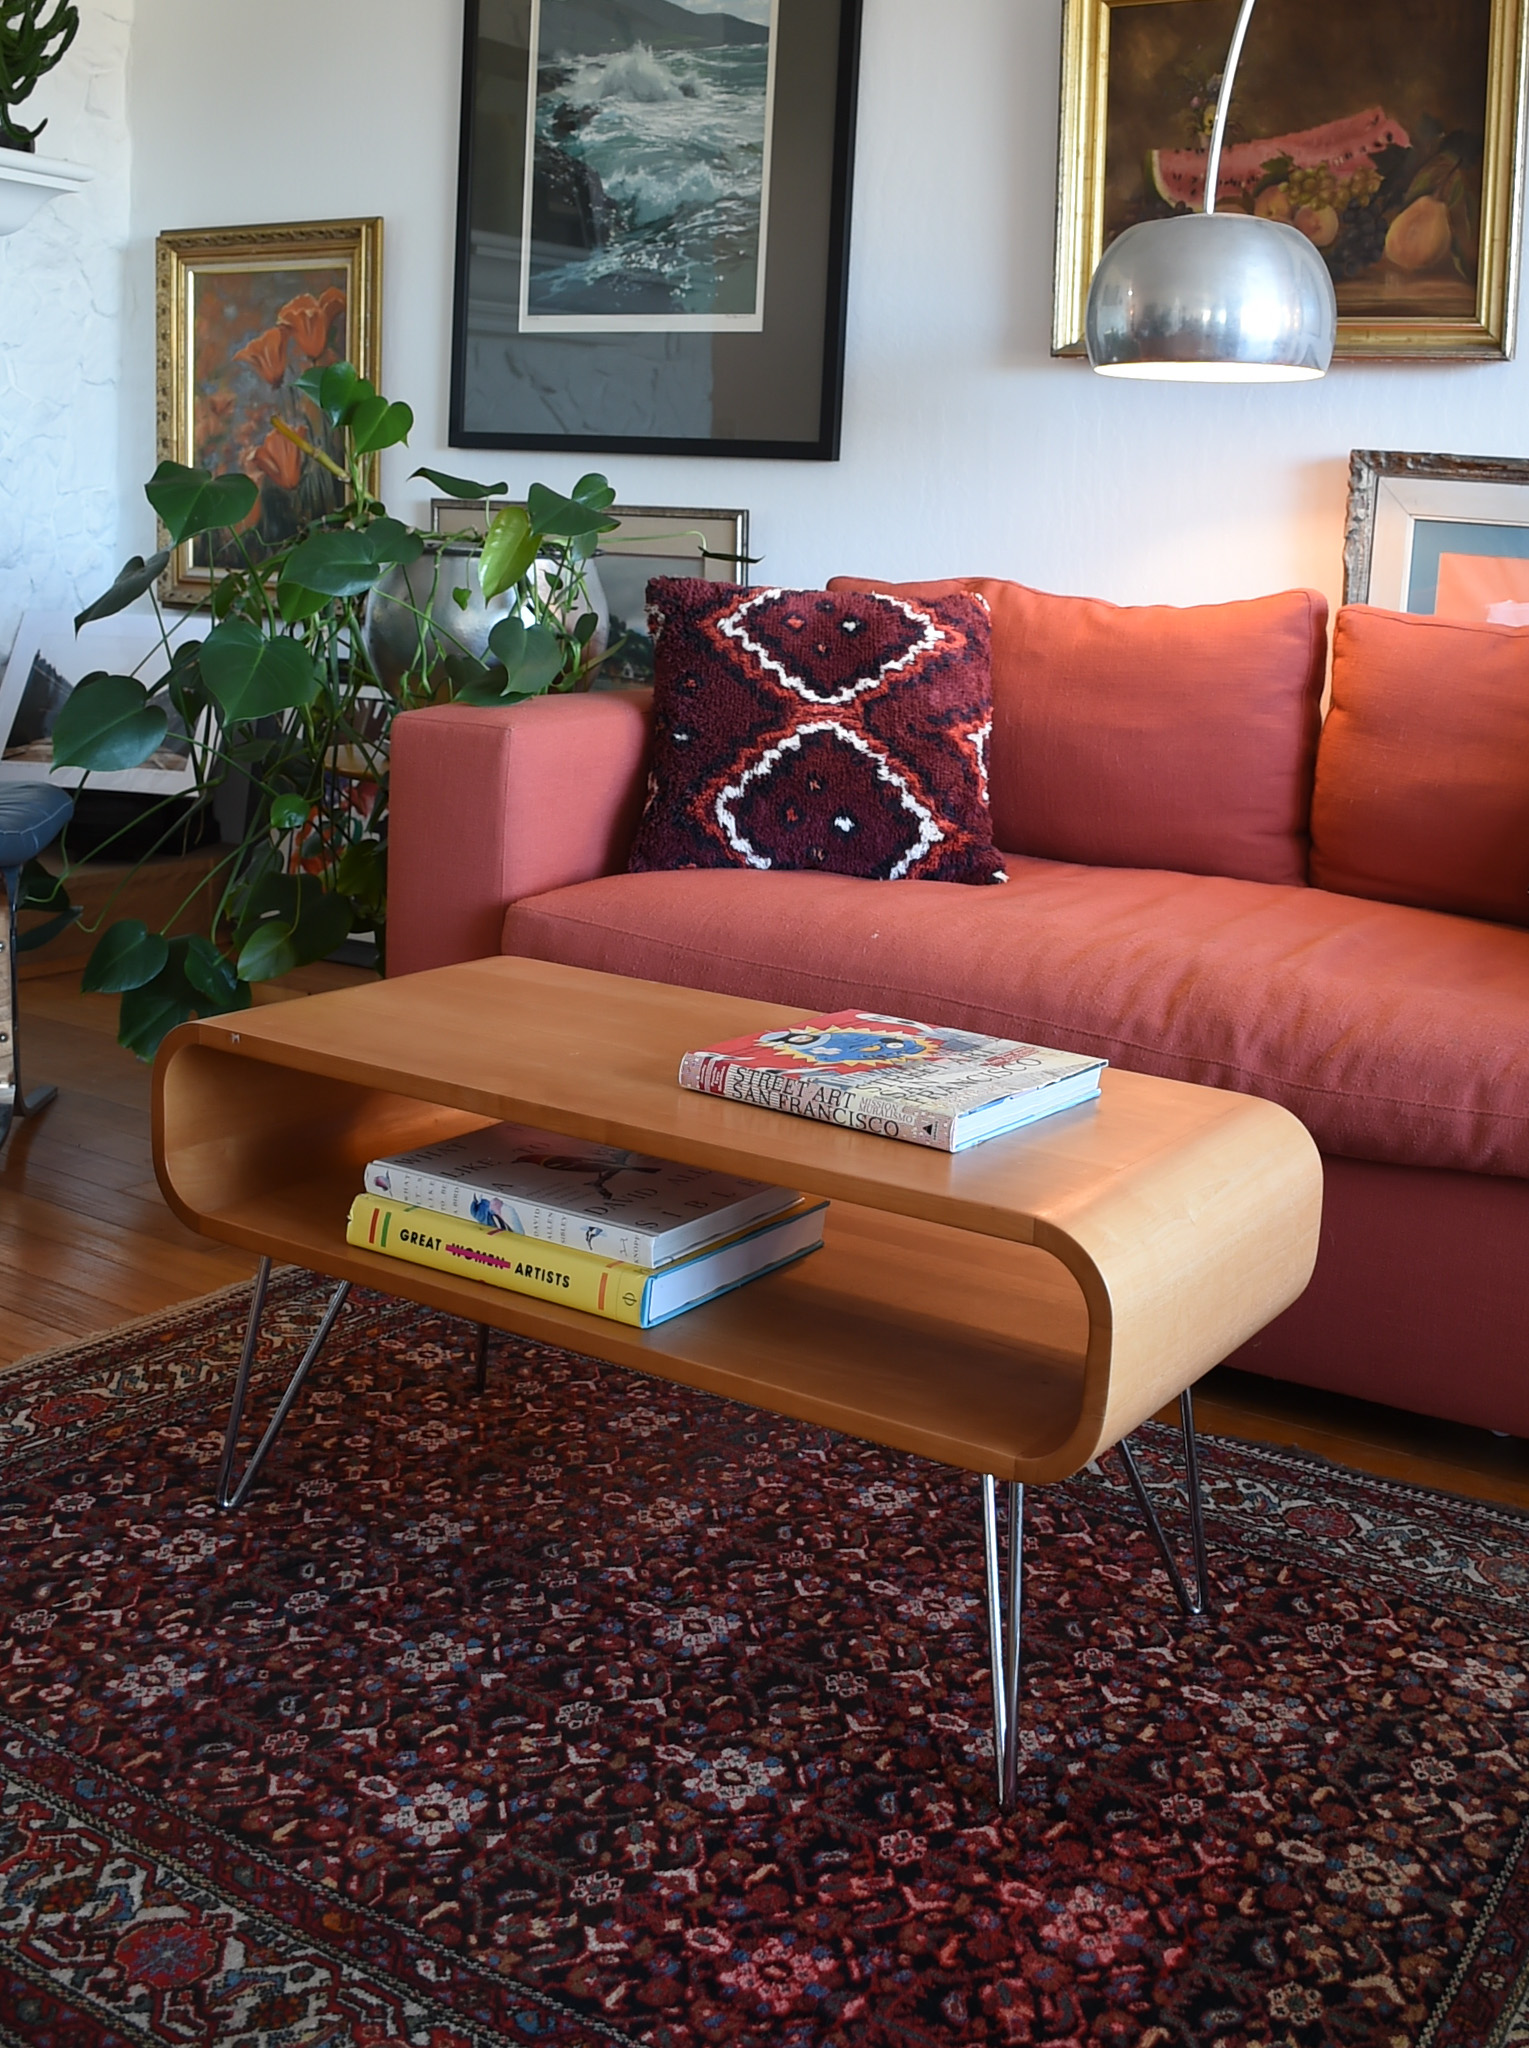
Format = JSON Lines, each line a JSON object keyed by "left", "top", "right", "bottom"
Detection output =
{"left": 1150, "top": 105, "right": 1411, "bottom": 209}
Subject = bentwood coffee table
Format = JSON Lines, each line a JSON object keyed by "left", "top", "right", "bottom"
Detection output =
{"left": 154, "top": 956, "right": 1322, "bottom": 1809}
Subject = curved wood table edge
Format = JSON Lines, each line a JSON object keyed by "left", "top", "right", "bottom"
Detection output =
{"left": 151, "top": 960, "right": 1325, "bottom": 1488}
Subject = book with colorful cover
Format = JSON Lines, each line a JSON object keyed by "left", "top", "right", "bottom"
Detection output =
{"left": 346, "top": 1191, "right": 827, "bottom": 1329}
{"left": 678, "top": 1011, "right": 1106, "bottom": 1152}
{"left": 362, "top": 1122, "right": 797, "bottom": 1268}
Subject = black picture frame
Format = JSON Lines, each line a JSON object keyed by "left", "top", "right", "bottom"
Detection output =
{"left": 449, "top": 0, "right": 862, "bottom": 461}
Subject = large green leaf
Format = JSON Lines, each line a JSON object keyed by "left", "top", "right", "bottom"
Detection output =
{"left": 51, "top": 674, "right": 170, "bottom": 772}
{"left": 367, "top": 517, "right": 425, "bottom": 567}
{"left": 268, "top": 792, "right": 312, "bottom": 832}
{"left": 527, "top": 481, "right": 618, "bottom": 541}
{"left": 83, "top": 919, "right": 169, "bottom": 994}
{"left": 74, "top": 551, "right": 172, "bottom": 629}
{"left": 236, "top": 883, "right": 351, "bottom": 982}
{"left": 570, "top": 472, "right": 617, "bottom": 510}
{"left": 276, "top": 573, "right": 329, "bottom": 624}
{"left": 479, "top": 506, "right": 538, "bottom": 601}
{"left": 284, "top": 530, "right": 387, "bottom": 598}
{"left": 284, "top": 520, "right": 420, "bottom": 597}
{"left": 487, "top": 616, "right": 563, "bottom": 695}
{"left": 348, "top": 396, "right": 414, "bottom": 454}
{"left": 146, "top": 462, "right": 259, "bottom": 547}
{"left": 295, "top": 360, "right": 370, "bottom": 425}
{"left": 119, "top": 980, "right": 196, "bottom": 1061}
{"left": 412, "top": 466, "right": 508, "bottom": 500}
{"left": 182, "top": 934, "right": 247, "bottom": 1011}
{"left": 200, "top": 622, "right": 322, "bottom": 720}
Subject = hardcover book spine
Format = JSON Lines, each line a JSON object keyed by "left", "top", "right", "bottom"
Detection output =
{"left": 347, "top": 1196, "right": 649, "bottom": 1325}
{"left": 360, "top": 1165, "right": 652, "bottom": 1265}
{"left": 677, "top": 1055, "right": 954, "bottom": 1150}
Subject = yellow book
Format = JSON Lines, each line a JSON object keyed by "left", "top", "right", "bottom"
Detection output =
{"left": 346, "top": 1191, "right": 827, "bottom": 1329}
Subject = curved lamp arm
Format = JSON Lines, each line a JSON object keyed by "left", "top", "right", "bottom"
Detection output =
{"left": 1201, "top": 0, "right": 1259, "bottom": 216}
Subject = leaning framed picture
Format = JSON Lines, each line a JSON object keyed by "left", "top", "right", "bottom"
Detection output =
{"left": 449, "top": 0, "right": 862, "bottom": 458}
{"left": 1054, "top": 0, "right": 1529, "bottom": 359}
{"left": 427, "top": 501, "right": 750, "bottom": 684}
{"left": 0, "top": 613, "right": 210, "bottom": 795}
{"left": 156, "top": 217, "right": 384, "bottom": 606}
{"left": 591, "top": 506, "right": 751, "bottom": 683}
{"left": 1344, "top": 448, "right": 1529, "bottom": 620}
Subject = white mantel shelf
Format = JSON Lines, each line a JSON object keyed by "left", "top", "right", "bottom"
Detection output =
{"left": 0, "top": 145, "right": 92, "bottom": 235}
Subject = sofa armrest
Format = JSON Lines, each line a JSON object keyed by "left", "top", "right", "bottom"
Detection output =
{"left": 386, "top": 690, "right": 652, "bottom": 977}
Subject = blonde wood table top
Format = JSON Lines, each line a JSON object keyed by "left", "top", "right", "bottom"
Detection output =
{"left": 153, "top": 957, "right": 1322, "bottom": 1484}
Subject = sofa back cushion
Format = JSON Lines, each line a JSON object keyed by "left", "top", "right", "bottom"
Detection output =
{"left": 1311, "top": 604, "right": 1529, "bottom": 926}
{"left": 829, "top": 576, "right": 1328, "bottom": 885}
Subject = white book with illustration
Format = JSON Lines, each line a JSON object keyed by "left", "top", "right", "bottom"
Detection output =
{"left": 363, "top": 1122, "right": 797, "bottom": 1267}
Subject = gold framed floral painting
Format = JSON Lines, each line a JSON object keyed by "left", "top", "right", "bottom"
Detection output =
{"left": 1054, "top": 0, "right": 1529, "bottom": 358}
{"left": 156, "top": 218, "right": 383, "bottom": 605}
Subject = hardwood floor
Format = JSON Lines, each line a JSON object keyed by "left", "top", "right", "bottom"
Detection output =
{"left": 1, "top": 964, "right": 366, "bottom": 1364}
{"left": 7, "top": 965, "right": 1529, "bottom": 1514}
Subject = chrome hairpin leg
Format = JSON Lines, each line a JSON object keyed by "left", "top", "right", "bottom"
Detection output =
{"left": 216, "top": 1257, "right": 352, "bottom": 1511}
{"left": 1115, "top": 1388, "right": 1212, "bottom": 1617}
{"left": 980, "top": 1474, "right": 1025, "bottom": 1812}
{"left": 473, "top": 1323, "right": 491, "bottom": 1396}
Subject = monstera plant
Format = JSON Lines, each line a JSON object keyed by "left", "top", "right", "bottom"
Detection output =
{"left": 0, "top": 0, "right": 78, "bottom": 152}
{"left": 48, "top": 361, "right": 618, "bottom": 1058}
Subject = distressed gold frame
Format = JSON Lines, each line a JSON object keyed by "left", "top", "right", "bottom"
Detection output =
{"left": 156, "top": 218, "right": 384, "bottom": 606}
{"left": 1053, "top": 0, "right": 1529, "bottom": 358}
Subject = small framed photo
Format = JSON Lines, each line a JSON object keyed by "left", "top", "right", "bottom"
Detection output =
{"left": 426, "top": 502, "right": 750, "bottom": 686}
{"left": 1344, "top": 450, "right": 1529, "bottom": 621}
{"left": 593, "top": 506, "right": 751, "bottom": 685}
{"left": 0, "top": 613, "right": 209, "bottom": 795}
{"left": 157, "top": 217, "right": 384, "bottom": 607}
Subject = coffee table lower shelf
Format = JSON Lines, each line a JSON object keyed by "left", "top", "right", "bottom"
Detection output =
{"left": 202, "top": 1168, "right": 1092, "bottom": 1482}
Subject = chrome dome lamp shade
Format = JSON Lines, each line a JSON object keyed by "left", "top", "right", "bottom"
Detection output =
{"left": 1084, "top": 0, "right": 1338, "bottom": 382}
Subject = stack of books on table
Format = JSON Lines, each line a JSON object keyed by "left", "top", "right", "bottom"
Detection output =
{"left": 345, "top": 1123, "right": 826, "bottom": 1329}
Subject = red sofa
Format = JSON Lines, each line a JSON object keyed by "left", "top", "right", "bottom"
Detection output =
{"left": 387, "top": 579, "right": 1529, "bottom": 1440}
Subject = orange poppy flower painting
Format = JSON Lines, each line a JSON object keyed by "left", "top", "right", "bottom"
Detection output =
{"left": 187, "top": 264, "right": 350, "bottom": 570}
{"left": 157, "top": 220, "right": 383, "bottom": 601}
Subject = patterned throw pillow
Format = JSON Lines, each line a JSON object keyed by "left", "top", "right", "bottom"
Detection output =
{"left": 627, "top": 580, "right": 1007, "bottom": 885}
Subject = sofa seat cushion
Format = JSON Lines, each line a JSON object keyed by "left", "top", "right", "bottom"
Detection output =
{"left": 502, "top": 858, "right": 1529, "bottom": 1178}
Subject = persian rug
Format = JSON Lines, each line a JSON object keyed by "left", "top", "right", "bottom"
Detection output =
{"left": 1, "top": 1273, "right": 1527, "bottom": 2048}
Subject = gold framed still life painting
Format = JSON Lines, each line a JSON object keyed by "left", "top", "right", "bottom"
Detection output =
{"left": 156, "top": 218, "right": 383, "bottom": 606}
{"left": 1054, "top": 0, "right": 1529, "bottom": 359}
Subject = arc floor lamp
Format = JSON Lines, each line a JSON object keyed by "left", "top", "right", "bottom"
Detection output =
{"left": 1085, "top": 0, "right": 1338, "bottom": 380}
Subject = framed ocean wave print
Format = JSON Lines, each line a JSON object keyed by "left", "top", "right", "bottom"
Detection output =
{"left": 449, "top": 0, "right": 862, "bottom": 458}
{"left": 1053, "top": 0, "right": 1529, "bottom": 359}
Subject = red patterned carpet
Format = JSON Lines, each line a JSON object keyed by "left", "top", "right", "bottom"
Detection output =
{"left": 1, "top": 1271, "right": 1527, "bottom": 2047}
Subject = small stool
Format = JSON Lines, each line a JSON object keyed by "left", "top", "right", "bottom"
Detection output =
{"left": 0, "top": 784, "right": 75, "bottom": 1148}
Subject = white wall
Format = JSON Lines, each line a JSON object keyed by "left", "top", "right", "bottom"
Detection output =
{"left": 0, "top": 0, "right": 133, "bottom": 664}
{"left": 100, "top": 0, "right": 1529, "bottom": 618}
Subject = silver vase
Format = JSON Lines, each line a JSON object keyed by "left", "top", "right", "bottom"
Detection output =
{"left": 364, "top": 546, "right": 609, "bottom": 693}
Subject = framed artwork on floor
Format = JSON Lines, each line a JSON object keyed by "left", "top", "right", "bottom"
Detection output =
{"left": 1344, "top": 449, "right": 1529, "bottom": 620}
{"left": 156, "top": 217, "right": 384, "bottom": 606}
{"left": 0, "top": 613, "right": 209, "bottom": 795}
{"left": 1054, "top": 0, "right": 1528, "bottom": 359}
{"left": 449, "top": 0, "right": 862, "bottom": 458}
{"left": 428, "top": 501, "right": 750, "bottom": 685}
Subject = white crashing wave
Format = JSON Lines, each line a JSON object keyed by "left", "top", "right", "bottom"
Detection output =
{"left": 602, "top": 160, "right": 725, "bottom": 226}
{"left": 566, "top": 44, "right": 687, "bottom": 106}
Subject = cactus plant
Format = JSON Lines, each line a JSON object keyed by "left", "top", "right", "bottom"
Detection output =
{"left": 0, "top": 0, "right": 79, "bottom": 153}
